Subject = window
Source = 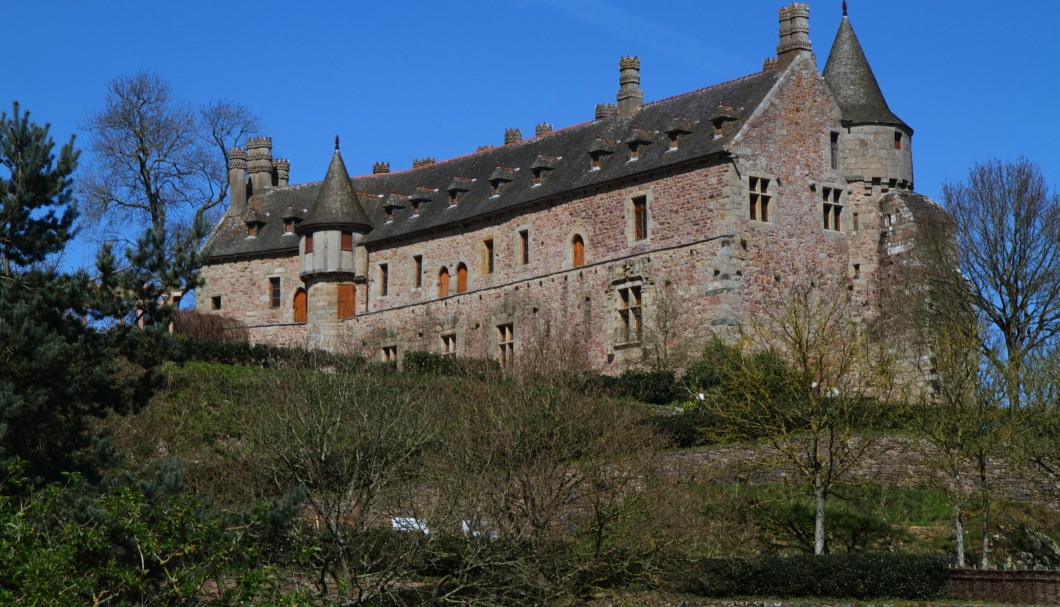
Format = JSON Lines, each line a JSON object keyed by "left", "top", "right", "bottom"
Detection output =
{"left": 617, "top": 284, "right": 642, "bottom": 344}
{"left": 852, "top": 212, "right": 860, "bottom": 232}
{"left": 456, "top": 263, "right": 468, "bottom": 293}
{"left": 518, "top": 230, "right": 529, "bottom": 265}
{"left": 438, "top": 267, "right": 450, "bottom": 297}
{"left": 412, "top": 201, "right": 420, "bottom": 216}
{"left": 483, "top": 239, "right": 494, "bottom": 274}
{"left": 632, "top": 196, "right": 648, "bottom": 241}
{"left": 590, "top": 153, "right": 603, "bottom": 170}
{"left": 382, "top": 346, "right": 398, "bottom": 366}
{"left": 894, "top": 131, "right": 903, "bottom": 150}
{"left": 413, "top": 255, "right": 423, "bottom": 288}
{"left": 449, "top": 191, "right": 458, "bottom": 206}
{"left": 497, "top": 323, "right": 514, "bottom": 368}
{"left": 853, "top": 263, "right": 861, "bottom": 280}
{"left": 305, "top": 233, "right": 314, "bottom": 254}
{"left": 341, "top": 231, "right": 353, "bottom": 252}
{"left": 379, "top": 263, "right": 389, "bottom": 296}
{"left": 830, "top": 132, "right": 839, "bottom": 170}
{"left": 749, "top": 176, "right": 771, "bottom": 222}
{"left": 572, "top": 234, "right": 585, "bottom": 268}
{"left": 284, "top": 219, "right": 294, "bottom": 233}
{"left": 211, "top": 295, "right": 222, "bottom": 310}
{"left": 385, "top": 208, "right": 394, "bottom": 222}
{"left": 629, "top": 143, "right": 640, "bottom": 160}
{"left": 247, "top": 224, "right": 258, "bottom": 237}
{"left": 668, "top": 133, "right": 679, "bottom": 150}
{"left": 532, "top": 169, "right": 542, "bottom": 185}
{"left": 337, "top": 283, "right": 356, "bottom": 319}
{"left": 269, "top": 277, "right": 281, "bottom": 308}
{"left": 293, "top": 289, "right": 307, "bottom": 323}
{"left": 442, "top": 334, "right": 457, "bottom": 357}
{"left": 822, "top": 186, "right": 843, "bottom": 232}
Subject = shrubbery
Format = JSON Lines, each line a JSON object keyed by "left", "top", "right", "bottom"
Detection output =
{"left": 676, "top": 553, "right": 952, "bottom": 600}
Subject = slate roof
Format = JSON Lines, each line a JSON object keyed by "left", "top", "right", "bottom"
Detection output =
{"left": 299, "top": 148, "right": 371, "bottom": 232}
{"left": 823, "top": 17, "right": 909, "bottom": 130}
{"left": 204, "top": 69, "right": 779, "bottom": 261}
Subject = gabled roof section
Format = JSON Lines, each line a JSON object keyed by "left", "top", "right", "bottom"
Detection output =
{"left": 823, "top": 16, "right": 908, "bottom": 130}
{"left": 299, "top": 148, "right": 371, "bottom": 232}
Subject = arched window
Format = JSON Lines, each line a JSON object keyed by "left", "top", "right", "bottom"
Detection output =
{"left": 293, "top": 288, "right": 307, "bottom": 323}
{"left": 438, "top": 267, "right": 450, "bottom": 298}
{"left": 456, "top": 263, "right": 468, "bottom": 293}
{"left": 572, "top": 234, "right": 586, "bottom": 267}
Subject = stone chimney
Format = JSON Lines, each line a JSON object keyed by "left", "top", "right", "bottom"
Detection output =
{"left": 373, "top": 162, "right": 391, "bottom": 174}
{"left": 227, "top": 147, "right": 247, "bottom": 216}
{"left": 776, "top": 3, "right": 813, "bottom": 69}
{"left": 595, "top": 103, "right": 617, "bottom": 120}
{"left": 274, "top": 158, "right": 290, "bottom": 187}
{"left": 246, "top": 136, "right": 274, "bottom": 194}
{"left": 412, "top": 157, "right": 436, "bottom": 169}
{"left": 504, "top": 128, "right": 522, "bottom": 145}
{"left": 616, "top": 56, "right": 643, "bottom": 117}
{"left": 535, "top": 123, "right": 553, "bottom": 137}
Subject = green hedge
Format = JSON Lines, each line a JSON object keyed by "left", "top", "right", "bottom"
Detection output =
{"left": 677, "top": 553, "right": 952, "bottom": 600}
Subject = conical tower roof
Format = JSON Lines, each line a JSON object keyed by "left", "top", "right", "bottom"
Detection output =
{"left": 299, "top": 141, "right": 372, "bottom": 232}
{"left": 823, "top": 14, "right": 909, "bottom": 130}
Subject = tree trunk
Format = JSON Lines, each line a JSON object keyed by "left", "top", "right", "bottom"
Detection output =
{"left": 813, "top": 478, "right": 826, "bottom": 556}
{"left": 979, "top": 454, "right": 990, "bottom": 570}
{"left": 954, "top": 501, "right": 965, "bottom": 568}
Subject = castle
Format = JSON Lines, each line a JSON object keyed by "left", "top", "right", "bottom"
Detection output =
{"left": 199, "top": 3, "right": 942, "bottom": 371}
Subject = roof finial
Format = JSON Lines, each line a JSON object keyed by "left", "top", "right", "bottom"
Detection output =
{"left": 335, "top": 135, "right": 340, "bottom": 151}
{"left": 842, "top": 0, "right": 847, "bottom": 17}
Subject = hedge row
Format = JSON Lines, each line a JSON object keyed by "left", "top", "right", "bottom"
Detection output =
{"left": 674, "top": 553, "right": 952, "bottom": 600}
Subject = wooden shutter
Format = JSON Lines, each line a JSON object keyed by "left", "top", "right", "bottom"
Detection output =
{"left": 337, "top": 283, "right": 355, "bottom": 319}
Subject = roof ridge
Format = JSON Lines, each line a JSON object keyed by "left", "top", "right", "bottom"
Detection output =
{"left": 646, "top": 70, "right": 772, "bottom": 108}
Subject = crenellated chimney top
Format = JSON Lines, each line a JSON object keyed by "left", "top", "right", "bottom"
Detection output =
{"left": 535, "top": 123, "right": 553, "bottom": 136}
{"left": 776, "top": 3, "right": 813, "bottom": 69}
{"left": 616, "top": 56, "right": 643, "bottom": 117}
{"left": 504, "top": 128, "right": 522, "bottom": 145}
{"left": 373, "top": 162, "right": 390, "bottom": 174}
{"left": 412, "top": 157, "right": 436, "bottom": 169}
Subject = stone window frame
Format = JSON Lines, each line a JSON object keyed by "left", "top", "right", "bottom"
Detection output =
{"left": 515, "top": 226, "right": 531, "bottom": 267}
{"left": 625, "top": 189, "right": 653, "bottom": 245}
{"left": 747, "top": 173, "right": 775, "bottom": 223}
{"left": 441, "top": 333, "right": 458, "bottom": 357}
{"left": 412, "top": 254, "right": 424, "bottom": 290}
{"left": 818, "top": 183, "right": 845, "bottom": 233}
{"left": 613, "top": 278, "right": 644, "bottom": 347}
{"left": 497, "top": 323, "right": 514, "bottom": 369}
{"left": 378, "top": 262, "right": 390, "bottom": 297}
{"left": 268, "top": 276, "right": 281, "bottom": 308}
{"left": 481, "top": 237, "right": 495, "bottom": 275}
{"left": 829, "top": 131, "right": 841, "bottom": 171}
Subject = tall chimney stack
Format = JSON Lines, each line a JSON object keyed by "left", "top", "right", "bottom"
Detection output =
{"left": 776, "top": 3, "right": 813, "bottom": 69}
{"left": 226, "top": 147, "right": 247, "bottom": 216}
{"left": 616, "top": 56, "right": 643, "bottom": 117}
{"left": 246, "top": 136, "right": 274, "bottom": 194}
{"left": 274, "top": 158, "right": 290, "bottom": 187}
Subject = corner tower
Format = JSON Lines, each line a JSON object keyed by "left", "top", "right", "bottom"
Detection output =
{"left": 823, "top": 3, "right": 913, "bottom": 191}
{"left": 297, "top": 137, "right": 372, "bottom": 351}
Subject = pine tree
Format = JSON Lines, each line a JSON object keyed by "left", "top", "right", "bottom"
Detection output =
{"left": 0, "top": 102, "right": 182, "bottom": 483}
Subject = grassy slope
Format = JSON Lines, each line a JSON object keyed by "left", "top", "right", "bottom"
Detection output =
{"left": 100, "top": 361, "right": 1060, "bottom": 562}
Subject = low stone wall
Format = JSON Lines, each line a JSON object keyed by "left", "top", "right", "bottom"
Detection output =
{"left": 947, "top": 569, "right": 1060, "bottom": 605}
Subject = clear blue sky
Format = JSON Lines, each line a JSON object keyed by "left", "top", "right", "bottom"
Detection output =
{"left": 7, "top": 1, "right": 1058, "bottom": 270}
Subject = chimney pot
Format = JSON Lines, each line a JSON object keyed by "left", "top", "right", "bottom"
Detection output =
{"left": 412, "top": 157, "right": 436, "bottom": 169}
{"left": 776, "top": 3, "right": 813, "bottom": 69}
{"left": 595, "top": 103, "right": 618, "bottom": 120}
{"left": 373, "top": 162, "right": 391, "bottom": 174}
{"left": 504, "top": 128, "right": 522, "bottom": 145}
{"left": 535, "top": 123, "right": 553, "bottom": 136}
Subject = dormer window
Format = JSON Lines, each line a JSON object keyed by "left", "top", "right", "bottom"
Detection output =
{"left": 447, "top": 177, "right": 473, "bottom": 207}
{"left": 244, "top": 212, "right": 265, "bottom": 238}
{"left": 247, "top": 224, "right": 258, "bottom": 237}
{"left": 625, "top": 130, "right": 654, "bottom": 162}
{"left": 409, "top": 187, "right": 433, "bottom": 217}
{"left": 489, "top": 167, "right": 516, "bottom": 197}
{"left": 665, "top": 118, "right": 695, "bottom": 151}
{"left": 281, "top": 205, "right": 302, "bottom": 235}
{"left": 382, "top": 193, "right": 406, "bottom": 223}
{"left": 530, "top": 155, "right": 558, "bottom": 186}
{"left": 710, "top": 106, "right": 739, "bottom": 139}
{"left": 588, "top": 139, "right": 616, "bottom": 171}
{"left": 385, "top": 208, "right": 394, "bottom": 222}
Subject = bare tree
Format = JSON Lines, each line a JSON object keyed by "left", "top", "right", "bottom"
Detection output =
{"left": 914, "top": 321, "right": 1008, "bottom": 568}
{"left": 933, "top": 158, "right": 1060, "bottom": 411}
{"left": 700, "top": 278, "right": 899, "bottom": 555}
{"left": 80, "top": 72, "right": 260, "bottom": 296}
